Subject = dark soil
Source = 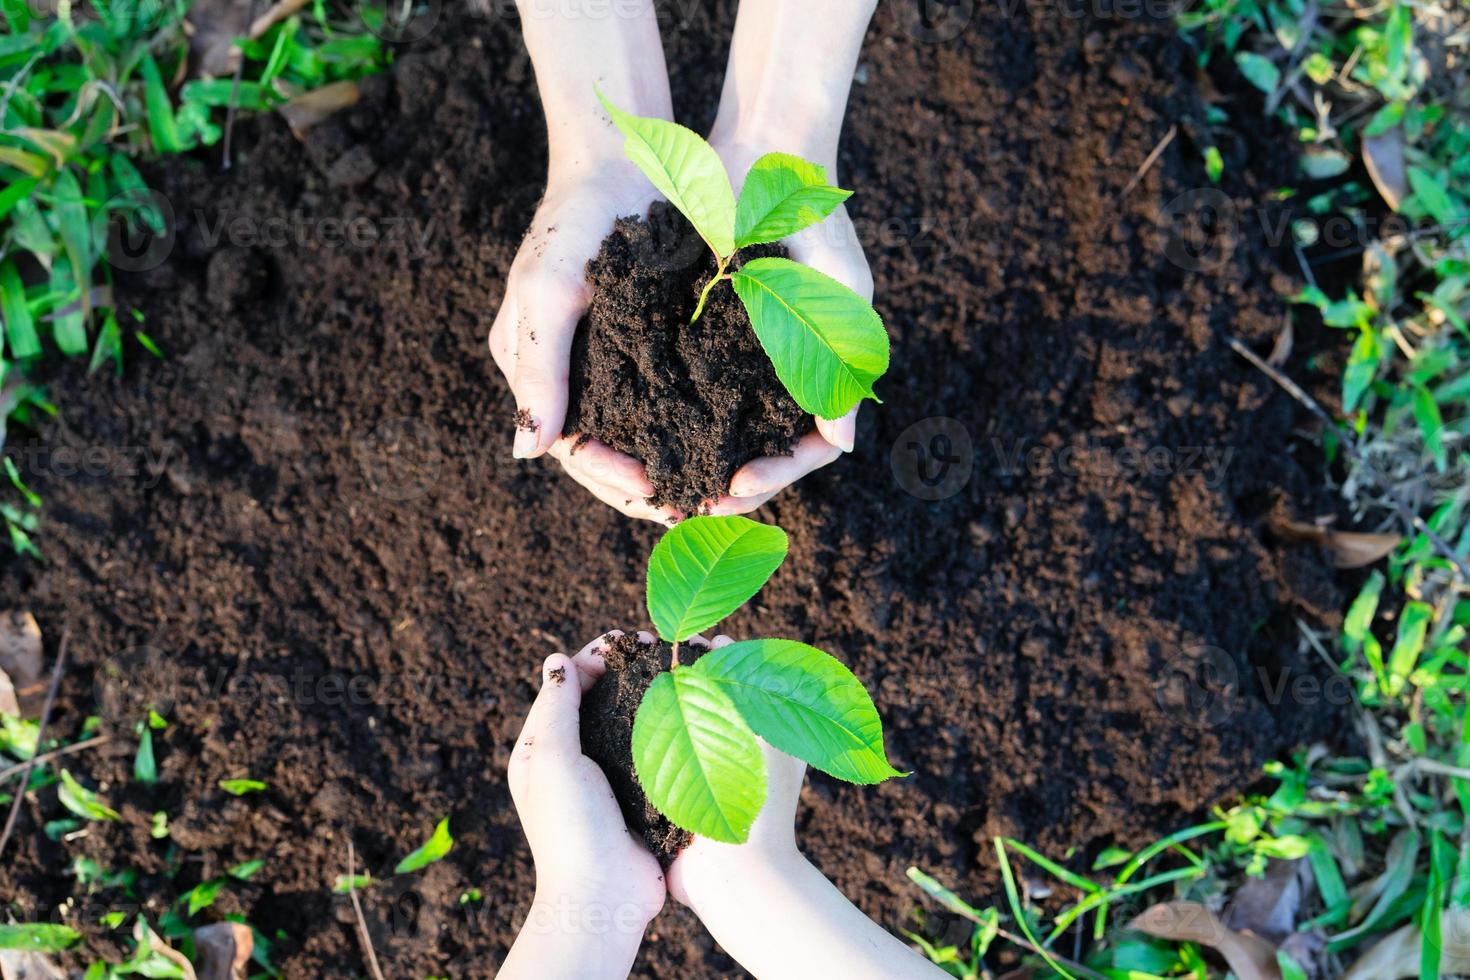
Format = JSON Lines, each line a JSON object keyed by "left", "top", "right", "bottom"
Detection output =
{"left": 565, "top": 204, "right": 806, "bottom": 512}
{"left": 579, "top": 633, "right": 701, "bottom": 865}
{"left": 0, "top": 2, "right": 1350, "bottom": 977}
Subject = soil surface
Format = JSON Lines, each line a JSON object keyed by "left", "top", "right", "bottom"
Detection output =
{"left": 0, "top": 2, "right": 1349, "bottom": 977}
{"left": 565, "top": 204, "right": 806, "bottom": 513}
{"left": 579, "top": 633, "right": 700, "bottom": 865}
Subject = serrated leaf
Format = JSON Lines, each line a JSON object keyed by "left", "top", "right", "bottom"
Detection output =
{"left": 58, "top": 769, "right": 119, "bottom": 822}
{"left": 0, "top": 923, "right": 81, "bottom": 952}
{"left": 731, "top": 257, "right": 888, "bottom": 419}
{"left": 734, "top": 153, "right": 851, "bottom": 248}
{"left": 632, "top": 669, "right": 765, "bottom": 842}
{"left": 646, "top": 515, "right": 788, "bottom": 642}
{"left": 695, "top": 639, "right": 903, "bottom": 784}
{"left": 597, "top": 90, "right": 734, "bottom": 256}
{"left": 395, "top": 816, "right": 453, "bottom": 873}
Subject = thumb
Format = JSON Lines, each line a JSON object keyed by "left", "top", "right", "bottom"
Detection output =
{"left": 511, "top": 268, "right": 586, "bottom": 459}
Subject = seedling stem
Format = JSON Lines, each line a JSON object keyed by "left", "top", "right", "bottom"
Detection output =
{"left": 691, "top": 255, "right": 732, "bottom": 324}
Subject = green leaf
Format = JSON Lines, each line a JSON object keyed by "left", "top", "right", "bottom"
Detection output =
{"left": 395, "top": 816, "right": 453, "bottom": 873}
{"left": 596, "top": 89, "right": 735, "bottom": 256}
{"left": 695, "top": 639, "right": 902, "bottom": 784}
{"left": 1412, "top": 385, "right": 1446, "bottom": 471}
{"left": 1388, "top": 601, "right": 1433, "bottom": 697}
{"left": 218, "top": 778, "right": 266, "bottom": 796}
{"left": 229, "top": 859, "right": 264, "bottom": 880}
{"left": 646, "top": 515, "right": 788, "bottom": 642}
{"left": 140, "top": 54, "right": 181, "bottom": 154}
{"left": 0, "top": 923, "right": 81, "bottom": 952}
{"left": 632, "top": 669, "right": 766, "bottom": 842}
{"left": 134, "top": 726, "right": 157, "bottom": 785}
{"left": 179, "top": 877, "right": 225, "bottom": 916}
{"left": 1407, "top": 167, "right": 1456, "bottom": 227}
{"left": 731, "top": 257, "right": 888, "bottom": 419}
{"left": 48, "top": 257, "right": 87, "bottom": 356}
{"left": 333, "top": 873, "right": 372, "bottom": 893}
{"left": 1234, "top": 51, "right": 1280, "bottom": 93}
{"left": 58, "top": 769, "right": 120, "bottom": 822}
{"left": 1203, "top": 146, "right": 1223, "bottom": 184}
{"left": 2, "top": 257, "right": 40, "bottom": 361}
{"left": 1092, "top": 846, "right": 1133, "bottom": 871}
{"left": 734, "top": 153, "right": 851, "bottom": 248}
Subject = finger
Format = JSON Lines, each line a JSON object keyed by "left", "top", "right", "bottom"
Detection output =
{"left": 815, "top": 407, "right": 859, "bottom": 454}
{"left": 711, "top": 635, "right": 735, "bottom": 648}
{"left": 549, "top": 437, "right": 655, "bottom": 498}
{"left": 555, "top": 453, "right": 683, "bottom": 524}
{"left": 515, "top": 654, "right": 584, "bottom": 767}
{"left": 511, "top": 268, "right": 586, "bottom": 459}
{"left": 489, "top": 288, "right": 518, "bottom": 382}
{"left": 704, "top": 490, "right": 778, "bottom": 517}
{"left": 572, "top": 631, "right": 621, "bottom": 690}
{"left": 727, "top": 431, "right": 843, "bottom": 498}
{"left": 636, "top": 631, "right": 657, "bottom": 646}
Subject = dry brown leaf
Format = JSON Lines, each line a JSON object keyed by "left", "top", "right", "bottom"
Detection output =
{"left": 1129, "top": 901, "right": 1280, "bottom": 980}
{"left": 0, "top": 949, "right": 67, "bottom": 980}
{"left": 193, "top": 922, "right": 253, "bottom": 980}
{"left": 1363, "top": 128, "right": 1407, "bottom": 212}
{"left": 0, "top": 613, "right": 44, "bottom": 716}
{"left": 279, "top": 82, "right": 361, "bottom": 139}
{"left": 1269, "top": 518, "right": 1402, "bottom": 569}
{"left": 1342, "top": 908, "right": 1470, "bottom": 979}
{"left": 1269, "top": 319, "right": 1294, "bottom": 368}
{"left": 1226, "top": 859, "right": 1306, "bottom": 944}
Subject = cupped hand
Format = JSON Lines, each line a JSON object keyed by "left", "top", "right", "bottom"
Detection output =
{"left": 508, "top": 636, "right": 667, "bottom": 927}
{"left": 703, "top": 140, "right": 875, "bottom": 518}
{"left": 489, "top": 165, "right": 682, "bottom": 525}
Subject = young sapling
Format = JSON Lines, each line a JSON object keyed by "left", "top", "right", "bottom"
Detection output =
{"left": 598, "top": 92, "right": 890, "bottom": 423}
{"left": 629, "top": 514, "right": 904, "bottom": 843}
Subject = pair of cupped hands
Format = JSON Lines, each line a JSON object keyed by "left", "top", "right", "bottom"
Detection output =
{"left": 508, "top": 631, "right": 803, "bottom": 930}
{"left": 487, "top": 133, "right": 873, "bottom": 523}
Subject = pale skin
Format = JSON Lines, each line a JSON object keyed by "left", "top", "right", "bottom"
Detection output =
{"left": 489, "top": 0, "right": 879, "bottom": 523}
{"left": 500, "top": 632, "right": 949, "bottom": 980}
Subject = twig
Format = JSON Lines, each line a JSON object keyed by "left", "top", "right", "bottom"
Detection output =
{"left": 221, "top": 0, "right": 264, "bottom": 171}
{"left": 1118, "top": 124, "right": 1177, "bottom": 200}
{"left": 347, "top": 841, "right": 386, "bottom": 980}
{"left": 0, "top": 628, "right": 70, "bottom": 863}
{"left": 1226, "top": 334, "right": 1470, "bottom": 581}
{"left": 0, "top": 734, "right": 111, "bottom": 785}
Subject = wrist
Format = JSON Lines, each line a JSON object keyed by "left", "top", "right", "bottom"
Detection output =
{"left": 522, "top": 881, "right": 656, "bottom": 943}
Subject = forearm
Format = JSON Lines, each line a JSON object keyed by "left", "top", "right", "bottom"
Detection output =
{"left": 685, "top": 852, "right": 941, "bottom": 979}
{"left": 499, "top": 888, "right": 649, "bottom": 980}
{"left": 709, "top": 0, "right": 879, "bottom": 170}
{"left": 515, "top": 0, "right": 673, "bottom": 182}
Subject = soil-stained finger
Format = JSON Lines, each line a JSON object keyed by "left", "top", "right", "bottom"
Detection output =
{"left": 571, "top": 631, "right": 621, "bottom": 690}
{"left": 727, "top": 431, "right": 843, "bottom": 498}
{"left": 549, "top": 437, "right": 655, "bottom": 498}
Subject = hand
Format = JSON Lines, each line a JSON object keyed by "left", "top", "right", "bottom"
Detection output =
{"left": 500, "top": 637, "right": 666, "bottom": 978}
{"left": 489, "top": 168, "right": 683, "bottom": 525}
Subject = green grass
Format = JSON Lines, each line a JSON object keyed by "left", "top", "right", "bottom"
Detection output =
{"left": 0, "top": 0, "right": 391, "bottom": 555}
{"left": 906, "top": 0, "right": 1469, "bottom": 976}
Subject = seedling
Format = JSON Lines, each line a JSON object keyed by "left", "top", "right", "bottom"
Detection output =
{"left": 630, "top": 514, "right": 903, "bottom": 843}
{"left": 598, "top": 93, "right": 890, "bottom": 422}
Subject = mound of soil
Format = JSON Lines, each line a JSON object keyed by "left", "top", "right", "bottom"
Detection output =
{"left": 565, "top": 204, "right": 807, "bottom": 513}
{"left": 579, "top": 633, "right": 697, "bottom": 865}
{"left": 0, "top": 3, "right": 1348, "bottom": 977}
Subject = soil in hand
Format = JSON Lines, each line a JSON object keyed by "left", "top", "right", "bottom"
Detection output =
{"left": 579, "top": 632, "right": 703, "bottom": 865}
{"left": 565, "top": 202, "right": 808, "bottom": 513}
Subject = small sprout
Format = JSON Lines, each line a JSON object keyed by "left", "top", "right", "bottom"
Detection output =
{"left": 147, "top": 709, "right": 168, "bottom": 730}
{"left": 58, "top": 769, "right": 120, "bottom": 822}
{"left": 133, "top": 724, "right": 157, "bottom": 786}
{"left": 598, "top": 92, "right": 889, "bottom": 422}
{"left": 218, "top": 778, "right": 267, "bottom": 796}
{"left": 229, "top": 859, "right": 264, "bottom": 881}
{"left": 178, "top": 878, "right": 226, "bottom": 916}
{"left": 333, "top": 873, "right": 373, "bottom": 894}
{"left": 100, "top": 910, "right": 128, "bottom": 930}
{"left": 395, "top": 816, "right": 453, "bottom": 874}
{"left": 630, "top": 516, "right": 903, "bottom": 843}
{"left": 459, "top": 888, "right": 482, "bottom": 905}
{"left": 150, "top": 811, "right": 169, "bottom": 840}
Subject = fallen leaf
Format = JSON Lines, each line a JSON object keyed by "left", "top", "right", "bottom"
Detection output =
{"left": 1363, "top": 129, "right": 1407, "bottom": 212}
{"left": 1227, "top": 859, "right": 1306, "bottom": 943}
{"left": 1269, "top": 518, "right": 1402, "bottom": 569}
{"left": 0, "top": 613, "right": 44, "bottom": 716}
{"left": 1268, "top": 319, "right": 1294, "bottom": 368}
{"left": 193, "top": 922, "right": 252, "bottom": 980}
{"left": 0, "top": 949, "right": 67, "bottom": 980}
{"left": 279, "top": 82, "right": 361, "bottom": 140}
{"left": 1342, "top": 908, "right": 1470, "bottom": 979}
{"left": 1129, "top": 901, "right": 1280, "bottom": 980}
{"left": 137, "top": 919, "right": 197, "bottom": 980}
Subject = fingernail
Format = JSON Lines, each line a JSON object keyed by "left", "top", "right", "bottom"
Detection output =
{"left": 836, "top": 426, "right": 856, "bottom": 454}
{"left": 512, "top": 412, "right": 541, "bottom": 459}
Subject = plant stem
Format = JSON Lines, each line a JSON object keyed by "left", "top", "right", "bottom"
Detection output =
{"left": 690, "top": 253, "right": 732, "bottom": 324}
{"left": 671, "top": 640, "right": 681, "bottom": 668}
